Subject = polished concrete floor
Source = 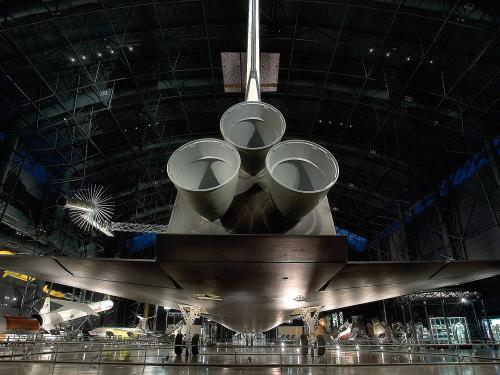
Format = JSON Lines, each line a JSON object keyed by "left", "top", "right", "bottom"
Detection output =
{"left": 1, "top": 342, "right": 500, "bottom": 374}
{"left": 1, "top": 363, "right": 500, "bottom": 375}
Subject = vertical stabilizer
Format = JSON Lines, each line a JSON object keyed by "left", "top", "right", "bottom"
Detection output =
{"left": 40, "top": 297, "right": 50, "bottom": 314}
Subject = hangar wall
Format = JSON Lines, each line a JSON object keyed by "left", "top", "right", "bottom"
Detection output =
{"left": 370, "top": 137, "right": 500, "bottom": 262}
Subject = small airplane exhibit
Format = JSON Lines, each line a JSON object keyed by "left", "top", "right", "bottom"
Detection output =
{"left": 0, "top": 297, "right": 112, "bottom": 334}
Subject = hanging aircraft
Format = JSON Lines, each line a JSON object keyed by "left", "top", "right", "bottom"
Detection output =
{"left": 1, "top": 0, "right": 500, "bottom": 337}
{"left": 1, "top": 250, "right": 71, "bottom": 299}
{"left": 2, "top": 271, "right": 71, "bottom": 299}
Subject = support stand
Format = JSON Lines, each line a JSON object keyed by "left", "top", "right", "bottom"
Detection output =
{"left": 178, "top": 305, "right": 204, "bottom": 357}
{"left": 296, "top": 306, "right": 323, "bottom": 357}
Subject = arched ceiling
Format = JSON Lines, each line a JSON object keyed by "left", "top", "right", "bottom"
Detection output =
{"left": 1, "top": 0, "right": 499, "bottom": 242}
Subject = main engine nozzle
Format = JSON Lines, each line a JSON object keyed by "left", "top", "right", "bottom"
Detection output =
{"left": 220, "top": 102, "right": 285, "bottom": 175}
{"left": 266, "top": 140, "right": 339, "bottom": 220}
{"left": 167, "top": 139, "right": 241, "bottom": 221}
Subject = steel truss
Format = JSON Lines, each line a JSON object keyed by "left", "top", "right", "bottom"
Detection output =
{"left": 109, "top": 221, "right": 169, "bottom": 234}
{"left": 399, "top": 290, "right": 481, "bottom": 303}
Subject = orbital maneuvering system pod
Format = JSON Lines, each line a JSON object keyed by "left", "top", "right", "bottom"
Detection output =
{"left": 167, "top": 0, "right": 340, "bottom": 223}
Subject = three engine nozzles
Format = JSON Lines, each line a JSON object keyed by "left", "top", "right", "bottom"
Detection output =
{"left": 167, "top": 101, "right": 340, "bottom": 222}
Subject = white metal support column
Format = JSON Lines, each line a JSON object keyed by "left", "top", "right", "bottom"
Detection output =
{"left": 179, "top": 305, "right": 203, "bottom": 340}
{"left": 298, "top": 306, "right": 322, "bottom": 341}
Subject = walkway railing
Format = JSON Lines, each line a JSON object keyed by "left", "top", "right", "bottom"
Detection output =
{"left": 0, "top": 340, "right": 498, "bottom": 367}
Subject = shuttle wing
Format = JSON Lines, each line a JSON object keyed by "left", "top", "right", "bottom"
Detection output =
{"left": 1, "top": 234, "right": 499, "bottom": 332}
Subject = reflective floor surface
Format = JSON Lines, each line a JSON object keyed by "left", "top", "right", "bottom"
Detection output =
{"left": 1, "top": 344, "right": 499, "bottom": 366}
{"left": 1, "top": 363, "right": 500, "bottom": 375}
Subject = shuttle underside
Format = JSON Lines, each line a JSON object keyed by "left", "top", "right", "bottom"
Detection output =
{"left": 1, "top": 235, "right": 500, "bottom": 333}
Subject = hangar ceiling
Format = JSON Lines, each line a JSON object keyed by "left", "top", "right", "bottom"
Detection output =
{"left": 0, "top": 0, "right": 499, "bottom": 255}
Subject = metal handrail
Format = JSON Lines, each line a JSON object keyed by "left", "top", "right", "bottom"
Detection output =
{"left": 0, "top": 341, "right": 498, "bottom": 367}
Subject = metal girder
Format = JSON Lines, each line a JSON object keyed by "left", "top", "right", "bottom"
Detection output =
{"left": 109, "top": 221, "right": 169, "bottom": 234}
{"left": 400, "top": 290, "right": 481, "bottom": 303}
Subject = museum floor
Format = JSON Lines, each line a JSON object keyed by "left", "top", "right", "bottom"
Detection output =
{"left": 1, "top": 363, "right": 500, "bottom": 375}
{"left": 1, "top": 340, "right": 499, "bottom": 374}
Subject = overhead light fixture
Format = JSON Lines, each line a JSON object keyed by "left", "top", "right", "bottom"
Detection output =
{"left": 429, "top": 59, "right": 434, "bottom": 64}
{"left": 385, "top": 52, "right": 391, "bottom": 57}
{"left": 406, "top": 56, "right": 411, "bottom": 61}
{"left": 368, "top": 48, "right": 374, "bottom": 54}
{"left": 110, "top": 49, "right": 115, "bottom": 54}
{"left": 97, "top": 52, "right": 102, "bottom": 57}
{"left": 70, "top": 57, "right": 76, "bottom": 62}
{"left": 81, "top": 55, "right": 86, "bottom": 60}
{"left": 128, "top": 46, "right": 134, "bottom": 51}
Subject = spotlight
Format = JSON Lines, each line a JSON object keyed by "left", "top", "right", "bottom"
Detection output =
{"left": 81, "top": 55, "right": 86, "bottom": 60}
{"left": 70, "top": 57, "right": 76, "bottom": 62}
{"left": 461, "top": 297, "right": 467, "bottom": 303}
{"left": 385, "top": 51, "right": 391, "bottom": 57}
{"left": 406, "top": 56, "right": 411, "bottom": 61}
{"left": 429, "top": 59, "right": 434, "bottom": 64}
{"left": 110, "top": 49, "right": 115, "bottom": 54}
{"left": 128, "top": 46, "right": 134, "bottom": 51}
{"left": 368, "top": 48, "right": 374, "bottom": 54}
{"left": 97, "top": 52, "right": 102, "bottom": 57}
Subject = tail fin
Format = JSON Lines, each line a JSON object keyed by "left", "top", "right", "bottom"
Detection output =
{"left": 40, "top": 297, "right": 51, "bottom": 314}
{"left": 136, "top": 316, "right": 153, "bottom": 331}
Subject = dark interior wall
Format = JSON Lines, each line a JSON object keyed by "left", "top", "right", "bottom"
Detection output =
{"left": 378, "top": 159, "right": 500, "bottom": 261}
